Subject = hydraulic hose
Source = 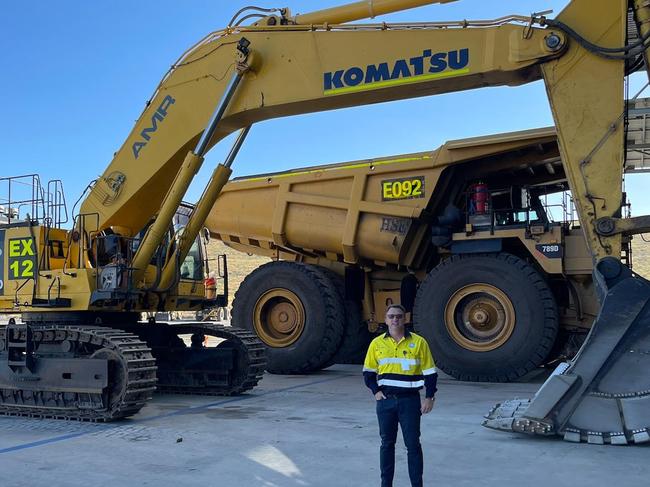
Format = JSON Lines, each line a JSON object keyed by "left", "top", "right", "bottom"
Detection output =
{"left": 545, "top": 18, "right": 650, "bottom": 60}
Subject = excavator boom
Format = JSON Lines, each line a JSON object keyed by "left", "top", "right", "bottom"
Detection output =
{"left": 79, "top": 8, "right": 559, "bottom": 239}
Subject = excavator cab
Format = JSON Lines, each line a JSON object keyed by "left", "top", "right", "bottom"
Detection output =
{"left": 90, "top": 203, "right": 226, "bottom": 308}
{"left": 173, "top": 204, "right": 207, "bottom": 282}
{"left": 172, "top": 203, "right": 228, "bottom": 308}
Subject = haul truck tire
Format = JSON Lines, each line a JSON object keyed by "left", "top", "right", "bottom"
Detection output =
{"left": 231, "top": 261, "right": 345, "bottom": 374}
{"left": 331, "top": 298, "right": 371, "bottom": 364}
{"left": 413, "top": 253, "right": 558, "bottom": 382}
{"left": 319, "top": 268, "right": 373, "bottom": 365}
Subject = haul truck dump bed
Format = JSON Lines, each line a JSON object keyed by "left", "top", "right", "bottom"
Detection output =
{"left": 206, "top": 127, "right": 603, "bottom": 380}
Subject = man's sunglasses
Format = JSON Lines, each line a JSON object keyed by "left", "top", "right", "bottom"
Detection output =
{"left": 386, "top": 314, "right": 404, "bottom": 320}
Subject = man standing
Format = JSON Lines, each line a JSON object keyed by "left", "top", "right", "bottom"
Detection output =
{"left": 363, "top": 304, "right": 437, "bottom": 487}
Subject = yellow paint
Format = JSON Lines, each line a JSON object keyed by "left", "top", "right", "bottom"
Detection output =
{"left": 241, "top": 156, "right": 431, "bottom": 183}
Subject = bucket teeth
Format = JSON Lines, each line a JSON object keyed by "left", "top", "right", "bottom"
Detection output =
{"left": 609, "top": 433, "right": 628, "bottom": 446}
{"left": 563, "top": 430, "right": 581, "bottom": 443}
{"left": 482, "top": 399, "right": 535, "bottom": 432}
{"left": 512, "top": 418, "right": 554, "bottom": 435}
{"left": 560, "top": 427, "right": 650, "bottom": 445}
{"left": 485, "top": 398, "right": 650, "bottom": 443}
{"left": 483, "top": 398, "right": 554, "bottom": 435}
{"left": 481, "top": 417, "right": 515, "bottom": 431}
{"left": 632, "top": 430, "right": 650, "bottom": 443}
{"left": 483, "top": 398, "right": 530, "bottom": 419}
{"left": 587, "top": 432, "right": 605, "bottom": 445}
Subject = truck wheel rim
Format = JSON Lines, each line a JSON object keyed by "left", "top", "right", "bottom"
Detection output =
{"left": 253, "top": 289, "right": 306, "bottom": 347}
{"left": 444, "top": 283, "right": 516, "bottom": 352}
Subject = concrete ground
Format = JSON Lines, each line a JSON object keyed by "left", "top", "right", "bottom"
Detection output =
{"left": 0, "top": 365, "right": 648, "bottom": 487}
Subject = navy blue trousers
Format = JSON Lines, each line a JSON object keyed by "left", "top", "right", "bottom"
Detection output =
{"left": 376, "top": 394, "right": 423, "bottom": 487}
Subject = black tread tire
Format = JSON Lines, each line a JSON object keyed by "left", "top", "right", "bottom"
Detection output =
{"left": 231, "top": 261, "right": 345, "bottom": 374}
{"left": 412, "top": 253, "right": 558, "bottom": 382}
{"left": 319, "top": 268, "right": 373, "bottom": 365}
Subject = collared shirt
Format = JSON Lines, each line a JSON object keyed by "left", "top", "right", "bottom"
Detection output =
{"left": 363, "top": 330, "right": 438, "bottom": 398}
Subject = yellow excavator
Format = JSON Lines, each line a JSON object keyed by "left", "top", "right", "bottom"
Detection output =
{"left": 1, "top": 0, "right": 649, "bottom": 442}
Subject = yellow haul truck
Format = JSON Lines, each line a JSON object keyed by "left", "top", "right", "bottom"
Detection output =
{"left": 3, "top": 0, "right": 650, "bottom": 443}
{"left": 208, "top": 127, "right": 603, "bottom": 382}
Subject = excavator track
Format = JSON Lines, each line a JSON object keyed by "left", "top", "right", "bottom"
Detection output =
{"left": 124, "top": 322, "right": 266, "bottom": 396}
{"left": 0, "top": 325, "right": 157, "bottom": 422}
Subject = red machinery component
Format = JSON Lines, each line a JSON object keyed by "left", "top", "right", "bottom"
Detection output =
{"left": 470, "top": 182, "right": 489, "bottom": 215}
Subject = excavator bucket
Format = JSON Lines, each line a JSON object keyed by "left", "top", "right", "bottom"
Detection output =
{"left": 483, "top": 257, "right": 650, "bottom": 445}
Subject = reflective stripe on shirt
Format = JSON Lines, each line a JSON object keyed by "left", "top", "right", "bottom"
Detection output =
{"left": 377, "top": 357, "right": 420, "bottom": 371}
{"left": 378, "top": 378, "right": 425, "bottom": 388}
{"left": 422, "top": 367, "right": 437, "bottom": 375}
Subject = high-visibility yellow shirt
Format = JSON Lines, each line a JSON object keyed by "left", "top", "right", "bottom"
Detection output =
{"left": 363, "top": 331, "right": 437, "bottom": 397}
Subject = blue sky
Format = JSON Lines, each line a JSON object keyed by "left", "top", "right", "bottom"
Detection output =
{"left": 2, "top": 0, "right": 649, "bottom": 220}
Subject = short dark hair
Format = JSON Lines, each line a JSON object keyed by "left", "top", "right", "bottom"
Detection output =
{"left": 386, "top": 304, "right": 406, "bottom": 315}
